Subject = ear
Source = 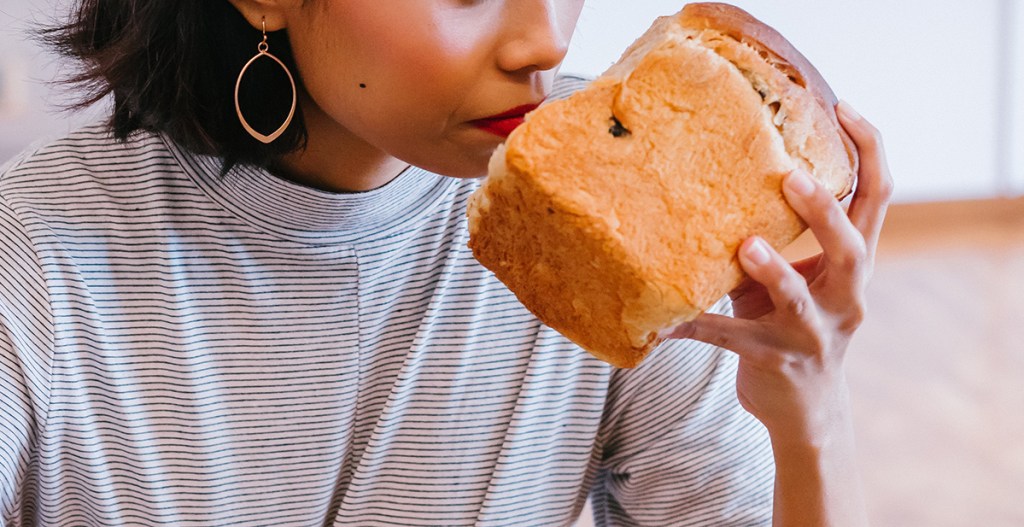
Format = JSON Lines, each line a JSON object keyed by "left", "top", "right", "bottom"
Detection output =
{"left": 224, "top": 0, "right": 300, "bottom": 32}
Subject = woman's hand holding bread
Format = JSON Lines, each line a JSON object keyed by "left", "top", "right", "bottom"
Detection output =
{"left": 670, "top": 100, "right": 892, "bottom": 526}
{"left": 668, "top": 101, "right": 891, "bottom": 444}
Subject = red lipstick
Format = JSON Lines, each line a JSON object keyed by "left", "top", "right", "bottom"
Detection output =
{"left": 470, "top": 103, "right": 542, "bottom": 138}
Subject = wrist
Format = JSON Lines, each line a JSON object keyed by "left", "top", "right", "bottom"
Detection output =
{"left": 768, "top": 409, "right": 856, "bottom": 455}
{"left": 764, "top": 375, "right": 856, "bottom": 452}
{"left": 768, "top": 409, "right": 868, "bottom": 527}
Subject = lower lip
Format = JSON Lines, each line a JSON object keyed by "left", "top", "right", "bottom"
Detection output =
{"left": 471, "top": 116, "right": 526, "bottom": 138}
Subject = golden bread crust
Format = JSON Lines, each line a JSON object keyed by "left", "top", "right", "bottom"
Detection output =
{"left": 467, "top": 3, "right": 858, "bottom": 368}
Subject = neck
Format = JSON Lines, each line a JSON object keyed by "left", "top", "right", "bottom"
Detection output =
{"left": 271, "top": 95, "right": 410, "bottom": 194}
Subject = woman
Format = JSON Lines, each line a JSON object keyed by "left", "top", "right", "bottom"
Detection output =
{"left": 0, "top": 0, "right": 891, "bottom": 525}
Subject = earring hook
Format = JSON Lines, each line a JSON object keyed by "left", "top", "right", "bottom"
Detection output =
{"left": 259, "top": 17, "right": 269, "bottom": 53}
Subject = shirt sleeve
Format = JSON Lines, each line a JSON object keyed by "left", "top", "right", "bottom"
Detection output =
{"left": 591, "top": 299, "right": 775, "bottom": 526}
{"left": 0, "top": 189, "right": 53, "bottom": 524}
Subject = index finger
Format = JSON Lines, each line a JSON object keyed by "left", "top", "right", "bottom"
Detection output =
{"left": 836, "top": 101, "right": 894, "bottom": 254}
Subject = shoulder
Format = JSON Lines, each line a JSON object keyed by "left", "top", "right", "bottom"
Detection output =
{"left": 1, "top": 121, "right": 181, "bottom": 214}
{"left": 2, "top": 121, "right": 175, "bottom": 186}
{"left": 601, "top": 297, "right": 736, "bottom": 421}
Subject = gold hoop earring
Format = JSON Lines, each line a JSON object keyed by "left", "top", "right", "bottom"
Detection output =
{"left": 234, "top": 17, "right": 297, "bottom": 144}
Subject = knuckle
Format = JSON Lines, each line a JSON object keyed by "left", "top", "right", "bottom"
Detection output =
{"left": 786, "top": 296, "right": 811, "bottom": 318}
{"left": 839, "top": 298, "right": 867, "bottom": 333}
{"left": 871, "top": 129, "right": 884, "bottom": 146}
{"left": 837, "top": 237, "right": 869, "bottom": 273}
{"left": 864, "top": 123, "right": 884, "bottom": 146}
{"left": 835, "top": 255, "right": 859, "bottom": 276}
{"left": 852, "top": 123, "right": 885, "bottom": 159}
{"left": 785, "top": 312, "right": 832, "bottom": 358}
{"left": 770, "top": 266, "right": 798, "bottom": 294}
{"left": 878, "top": 172, "right": 896, "bottom": 201}
{"left": 853, "top": 236, "right": 869, "bottom": 260}
{"left": 714, "top": 332, "right": 735, "bottom": 351}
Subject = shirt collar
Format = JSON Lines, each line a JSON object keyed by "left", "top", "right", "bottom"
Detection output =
{"left": 162, "top": 134, "right": 460, "bottom": 246}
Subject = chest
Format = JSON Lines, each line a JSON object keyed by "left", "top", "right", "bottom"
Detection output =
{"left": 35, "top": 220, "right": 609, "bottom": 525}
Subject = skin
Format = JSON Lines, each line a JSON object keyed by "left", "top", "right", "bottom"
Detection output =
{"left": 228, "top": 0, "right": 583, "bottom": 192}
{"left": 227, "top": 1, "right": 893, "bottom": 524}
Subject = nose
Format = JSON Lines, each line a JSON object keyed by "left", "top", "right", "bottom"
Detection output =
{"left": 496, "top": 0, "right": 580, "bottom": 75}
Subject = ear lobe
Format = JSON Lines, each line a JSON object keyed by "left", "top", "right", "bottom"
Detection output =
{"left": 224, "top": 0, "right": 292, "bottom": 32}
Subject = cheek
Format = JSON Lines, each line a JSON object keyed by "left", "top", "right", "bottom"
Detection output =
{"left": 292, "top": 8, "right": 484, "bottom": 116}
{"left": 283, "top": 4, "right": 500, "bottom": 176}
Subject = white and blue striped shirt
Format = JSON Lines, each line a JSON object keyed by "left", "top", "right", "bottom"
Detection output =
{"left": 0, "top": 79, "right": 773, "bottom": 527}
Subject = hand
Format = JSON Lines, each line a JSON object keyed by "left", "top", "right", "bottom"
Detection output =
{"left": 667, "top": 101, "right": 893, "bottom": 445}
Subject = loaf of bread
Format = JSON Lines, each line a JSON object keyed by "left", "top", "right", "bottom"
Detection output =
{"left": 467, "top": 2, "right": 858, "bottom": 368}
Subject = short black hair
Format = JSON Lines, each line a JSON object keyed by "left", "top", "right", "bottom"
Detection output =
{"left": 40, "top": 1, "right": 308, "bottom": 171}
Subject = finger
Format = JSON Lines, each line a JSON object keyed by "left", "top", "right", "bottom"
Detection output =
{"left": 665, "top": 312, "right": 778, "bottom": 363}
{"left": 782, "top": 169, "right": 868, "bottom": 286}
{"left": 738, "top": 236, "right": 820, "bottom": 329}
{"left": 727, "top": 254, "right": 821, "bottom": 319}
{"left": 727, "top": 277, "right": 775, "bottom": 320}
{"left": 791, "top": 254, "right": 824, "bottom": 280}
{"left": 836, "top": 101, "right": 894, "bottom": 254}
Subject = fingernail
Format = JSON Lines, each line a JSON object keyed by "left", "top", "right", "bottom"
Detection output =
{"left": 837, "top": 100, "right": 862, "bottom": 122}
{"left": 786, "top": 169, "right": 816, "bottom": 197}
{"left": 745, "top": 238, "right": 771, "bottom": 266}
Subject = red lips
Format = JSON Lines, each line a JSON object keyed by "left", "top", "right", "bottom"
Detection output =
{"left": 470, "top": 103, "right": 542, "bottom": 138}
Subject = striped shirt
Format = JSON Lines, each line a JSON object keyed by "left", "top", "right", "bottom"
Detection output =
{"left": 0, "top": 78, "right": 773, "bottom": 527}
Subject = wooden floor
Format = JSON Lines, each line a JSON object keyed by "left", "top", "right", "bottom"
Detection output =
{"left": 576, "top": 197, "right": 1024, "bottom": 526}
{"left": 840, "top": 198, "right": 1024, "bottom": 527}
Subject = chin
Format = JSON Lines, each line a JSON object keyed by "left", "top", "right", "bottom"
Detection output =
{"left": 442, "top": 165, "right": 489, "bottom": 179}
{"left": 405, "top": 149, "right": 493, "bottom": 180}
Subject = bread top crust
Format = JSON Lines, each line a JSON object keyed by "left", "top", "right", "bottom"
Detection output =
{"left": 602, "top": 4, "right": 858, "bottom": 194}
{"left": 678, "top": 3, "right": 859, "bottom": 186}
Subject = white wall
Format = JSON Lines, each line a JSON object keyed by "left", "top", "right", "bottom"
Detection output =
{"left": 1, "top": 1, "right": 1019, "bottom": 203}
{"left": 561, "top": 0, "right": 1016, "bottom": 203}
{"left": 0, "top": 0, "right": 106, "bottom": 164}
{"left": 1010, "top": 0, "right": 1024, "bottom": 195}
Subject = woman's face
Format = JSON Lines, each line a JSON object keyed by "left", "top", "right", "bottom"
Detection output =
{"left": 276, "top": 0, "right": 586, "bottom": 178}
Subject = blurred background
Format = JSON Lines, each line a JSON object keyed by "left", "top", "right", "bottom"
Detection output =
{"left": 2, "top": 1, "right": 1022, "bottom": 526}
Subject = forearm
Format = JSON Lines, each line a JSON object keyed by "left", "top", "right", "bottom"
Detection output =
{"left": 770, "top": 408, "right": 868, "bottom": 527}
